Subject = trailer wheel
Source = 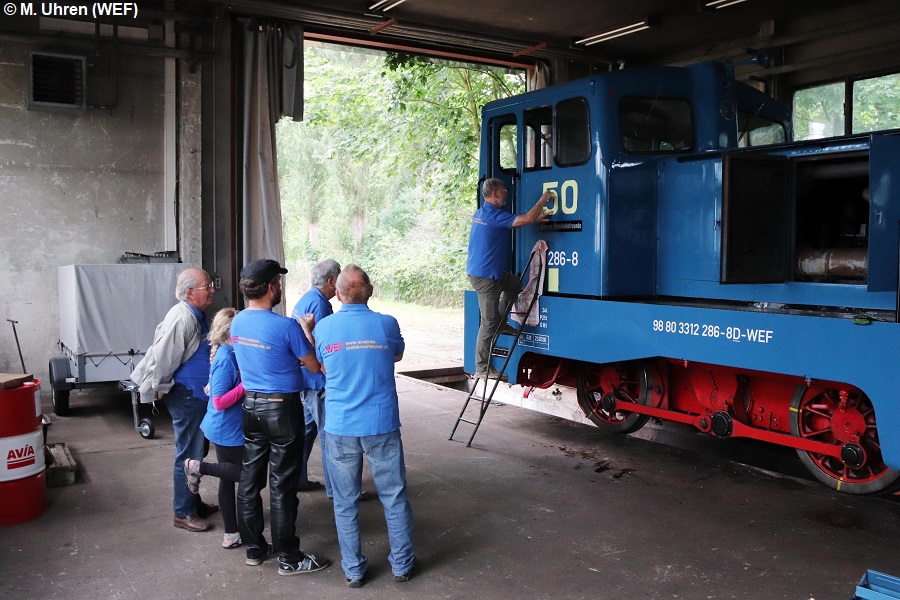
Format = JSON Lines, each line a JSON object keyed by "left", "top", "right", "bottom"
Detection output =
{"left": 139, "top": 418, "right": 155, "bottom": 440}
{"left": 577, "top": 360, "right": 654, "bottom": 434}
{"left": 52, "top": 389, "right": 70, "bottom": 416}
{"left": 48, "top": 357, "right": 72, "bottom": 416}
{"left": 790, "top": 384, "right": 900, "bottom": 495}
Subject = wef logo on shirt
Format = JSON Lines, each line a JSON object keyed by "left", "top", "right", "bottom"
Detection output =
{"left": 325, "top": 342, "right": 344, "bottom": 354}
{"left": 7, "top": 445, "right": 36, "bottom": 469}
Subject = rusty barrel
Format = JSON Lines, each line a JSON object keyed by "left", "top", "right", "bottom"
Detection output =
{"left": 0, "top": 379, "right": 46, "bottom": 526}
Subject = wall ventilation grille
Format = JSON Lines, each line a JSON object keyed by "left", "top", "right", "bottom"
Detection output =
{"left": 28, "top": 52, "right": 86, "bottom": 110}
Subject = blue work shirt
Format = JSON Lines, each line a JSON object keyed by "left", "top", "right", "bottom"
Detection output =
{"left": 466, "top": 202, "right": 517, "bottom": 280}
{"left": 200, "top": 344, "right": 243, "bottom": 447}
{"left": 231, "top": 309, "right": 312, "bottom": 393}
{"left": 173, "top": 304, "right": 210, "bottom": 400}
{"left": 314, "top": 304, "right": 405, "bottom": 437}
{"left": 291, "top": 286, "right": 333, "bottom": 391}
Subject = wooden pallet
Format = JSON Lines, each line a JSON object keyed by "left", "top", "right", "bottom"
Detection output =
{"left": 45, "top": 442, "right": 77, "bottom": 487}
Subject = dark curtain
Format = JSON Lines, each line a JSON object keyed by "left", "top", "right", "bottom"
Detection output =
{"left": 239, "top": 19, "right": 303, "bottom": 313}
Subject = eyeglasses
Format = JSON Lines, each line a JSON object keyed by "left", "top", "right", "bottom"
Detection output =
{"left": 193, "top": 283, "right": 215, "bottom": 291}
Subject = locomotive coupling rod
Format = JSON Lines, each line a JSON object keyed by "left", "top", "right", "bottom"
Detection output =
{"left": 611, "top": 398, "right": 845, "bottom": 460}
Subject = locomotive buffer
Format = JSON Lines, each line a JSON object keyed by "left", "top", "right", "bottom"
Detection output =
{"left": 449, "top": 250, "right": 544, "bottom": 446}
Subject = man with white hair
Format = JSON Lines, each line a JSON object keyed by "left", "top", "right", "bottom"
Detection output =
{"left": 291, "top": 258, "right": 341, "bottom": 495}
{"left": 131, "top": 267, "right": 218, "bottom": 532}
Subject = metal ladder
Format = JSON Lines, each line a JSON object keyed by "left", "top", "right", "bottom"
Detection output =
{"left": 449, "top": 249, "right": 545, "bottom": 447}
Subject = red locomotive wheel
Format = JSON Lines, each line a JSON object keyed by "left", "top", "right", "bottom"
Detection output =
{"left": 576, "top": 361, "right": 653, "bottom": 434}
{"left": 790, "top": 384, "right": 900, "bottom": 494}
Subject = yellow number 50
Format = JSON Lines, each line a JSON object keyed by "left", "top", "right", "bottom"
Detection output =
{"left": 542, "top": 180, "right": 578, "bottom": 215}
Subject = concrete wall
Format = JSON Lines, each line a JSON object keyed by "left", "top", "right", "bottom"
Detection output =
{"left": 0, "top": 40, "right": 172, "bottom": 387}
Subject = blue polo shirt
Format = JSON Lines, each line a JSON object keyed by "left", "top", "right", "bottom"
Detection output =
{"left": 466, "top": 202, "right": 517, "bottom": 280}
{"left": 200, "top": 344, "right": 243, "bottom": 447}
{"left": 231, "top": 308, "right": 312, "bottom": 394}
{"left": 173, "top": 304, "right": 210, "bottom": 400}
{"left": 291, "top": 287, "right": 333, "bottom": 391}
{"left": 314, "top": 304, "right": 405, "bottom": 437}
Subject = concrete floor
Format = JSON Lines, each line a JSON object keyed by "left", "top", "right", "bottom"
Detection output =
{"left": 3, "top": 377, "right": 900, "bottom": 600}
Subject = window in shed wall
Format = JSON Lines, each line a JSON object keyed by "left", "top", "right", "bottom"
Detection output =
{"left": 793, "top": 72, "right": 900, "bottom": 140}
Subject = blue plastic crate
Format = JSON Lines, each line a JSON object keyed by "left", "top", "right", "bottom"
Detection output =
{"left": 855, "top": 570, "right": 900, "bottom": 600}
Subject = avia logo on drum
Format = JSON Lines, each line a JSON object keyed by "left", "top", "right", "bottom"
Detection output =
{"left": 7, "top": 445, "right": 36, "bottom": 469}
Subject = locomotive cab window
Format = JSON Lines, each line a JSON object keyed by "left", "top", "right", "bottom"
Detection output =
{"left": 498, "top": 122, "right": 518, "bottom": 172}
{"left": 738, "top": 111, "right": 786, "bottom": 147}
{"left": 525, "top": 105, "right": 552, "bottom": 170}
{"left": 556, "top": 97, "right": 591, "bottom": 166}
{"left": 619, "top": 97, "right": 693, "bottom": 153}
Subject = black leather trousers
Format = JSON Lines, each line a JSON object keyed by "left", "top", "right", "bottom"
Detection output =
{"left": 237, "top": 394, "right": 305, "bottom": 561}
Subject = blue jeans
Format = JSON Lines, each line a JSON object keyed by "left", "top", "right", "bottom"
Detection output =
{"left": 324, "top": 430, "right": 415, "bottom": 580}
{"left": 299, "top": 388, "right": 332, "bottom": 495}
{"left": 165, "top": 385, "right": 208, "bottom": 517}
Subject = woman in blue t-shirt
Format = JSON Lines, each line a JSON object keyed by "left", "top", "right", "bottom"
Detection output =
{"left": 183, "top": 308, "right": 245, "bottom": 549}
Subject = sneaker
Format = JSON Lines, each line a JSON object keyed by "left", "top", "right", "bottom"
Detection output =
{"left": 346, "top": 576, "right": 365, "bottom": 588}
{"left": 183, "top": 459, "right": 202, "bottom": 494}
{"left": 245, "top": 544, "right": 275, "bottom": 566}
{"left": 222, "top": 532, "right": 242, "bottom": 549}
{"left": 474, "top": 367, "right": 507, "bottom": 381}
{"left": 277, "top": 554, "right": 331, "bottom": 576}
{"left": 497, "top": 324, "right": 519, "bottom": 336}
{"left": 393, "top": 559, "right": 418, "bottom": 582}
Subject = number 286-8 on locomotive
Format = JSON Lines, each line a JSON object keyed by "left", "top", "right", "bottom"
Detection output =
{"left": 465, "top": 60, "right": 900, "bottom": 494}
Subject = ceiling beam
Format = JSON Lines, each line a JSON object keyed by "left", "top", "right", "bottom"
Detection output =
{"left": 207, "top": 0, "right": 612, "bottom": 67}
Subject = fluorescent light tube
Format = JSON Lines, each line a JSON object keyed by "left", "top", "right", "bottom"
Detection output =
{"left": 576, "top": 19, "right": 653, "bottom": 46}
{"left": 705, "top": 0, "right": 748, "bottom": 8}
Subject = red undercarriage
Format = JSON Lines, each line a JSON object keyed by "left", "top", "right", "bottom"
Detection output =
{"left": 516, "top": 353, "right": 893, "bottom": 493}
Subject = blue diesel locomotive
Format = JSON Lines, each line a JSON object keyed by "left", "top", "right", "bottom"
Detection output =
{"left": 464, "top": 60, "right": 900, "bottom": 494}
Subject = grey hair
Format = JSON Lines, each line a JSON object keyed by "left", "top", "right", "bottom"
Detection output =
{"left": 311, "top": 259, "right": 341, "bottom": 288}
{"left": 482, "top": 178, "right": 505, "bottom": 199}
{"left": 176, "top": 269, "right": 198, "bottom": 301}
{"left": 175, "top": 268, "right": 208, "bottom": 301}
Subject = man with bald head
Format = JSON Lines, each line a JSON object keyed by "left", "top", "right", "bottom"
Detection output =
{"left": 132, "top": 267, "right": 218, "bottom": 532}
{"left": 313, "top": 264, "right": 416, "bottom": 587}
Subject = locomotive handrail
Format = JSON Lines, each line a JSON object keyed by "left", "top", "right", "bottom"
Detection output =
{"left": 895, "top": 220, "right": 900, "bottom": 324}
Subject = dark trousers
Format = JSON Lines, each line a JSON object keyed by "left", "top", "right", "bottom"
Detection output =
{"left": 200, "top": 444, "right": 243, "bottom": 534}
{"left": 237, "top": 394, "right": 305, "bottom": 562}
{"left": 469, "top": 273, "right": 520, "bottom": 373}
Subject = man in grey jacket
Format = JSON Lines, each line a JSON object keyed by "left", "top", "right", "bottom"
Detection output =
{"left": 131, "top": 267, "right": 217, "bottom": 532}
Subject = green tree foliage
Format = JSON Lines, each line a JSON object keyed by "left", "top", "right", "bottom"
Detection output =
{"left": 792, "top": 73, "right": 900, "bottom": 139}
{"left": 277, "top": 43, "right": 524, "bottom": 305}
{"left": 793, "top": 82, "right": 844, "bottom": 140}
{"left": 853, "top": 73, "right": 900, "bottom": 133}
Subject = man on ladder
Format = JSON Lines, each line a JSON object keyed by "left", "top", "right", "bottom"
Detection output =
{"left": 466, "top": 178, "right": 551, "bottom": 380}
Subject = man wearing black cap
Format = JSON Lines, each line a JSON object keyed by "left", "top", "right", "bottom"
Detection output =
{"left": 230, "top": 259, "right": 331, "bottom": 576}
